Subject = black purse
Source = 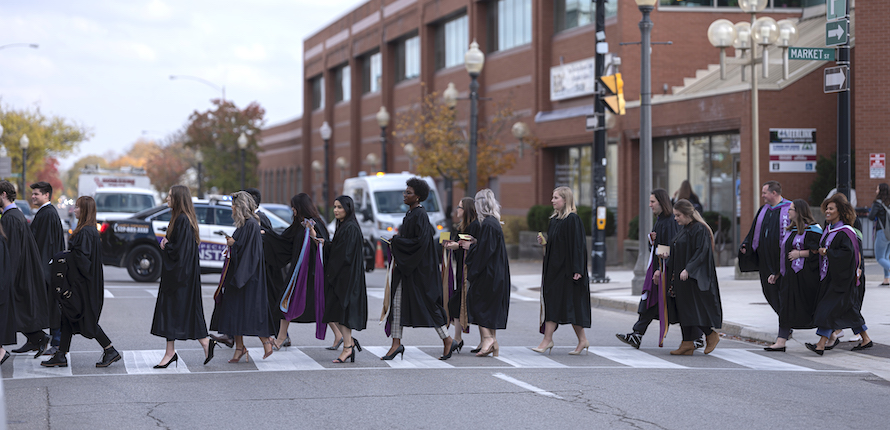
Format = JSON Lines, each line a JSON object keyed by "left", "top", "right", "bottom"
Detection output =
{"left": 50, "top": 251, "right": 84, "bottom": 321}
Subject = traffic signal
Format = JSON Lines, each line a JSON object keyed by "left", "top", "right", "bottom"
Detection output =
{"left": 598, "top": 73, "right": 625, "bottom": 115}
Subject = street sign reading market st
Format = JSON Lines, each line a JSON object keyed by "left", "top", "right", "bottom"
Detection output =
{"left": 789, "top": 47, "right": 835, "bottom": 61}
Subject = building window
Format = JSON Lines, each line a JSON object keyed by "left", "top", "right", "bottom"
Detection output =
{"left": 554, "top": 0, "right": 616, "bottom": 33}
{"left": 489, "top": 0, "right": 532, "bottom": 52}
{"left": 334, "top": 65, "right": 351, "bottom": 103}
{"left": 435, "top": 14, "right": 468, "bottom": 70}
{"left": 658, "top": 0, "right": 820, "bottom": 8}
{"left": 553, "top": 143, "right": 618, "bottom": 209}
{"left": 395, "top": 35, "right": 420, "bottom": 82}
{"left": 362, "top": 51, "right": 382, "bottom": 94}
{"left": 310, "top": 75, "right": 324, "bottom": 110}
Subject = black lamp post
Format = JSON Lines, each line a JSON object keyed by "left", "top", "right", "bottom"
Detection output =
{"left": 464, "top": 40, "right": 484, "bottom": 197}
{"left": 195, "top": 149, "right": 204, "bottom": 198}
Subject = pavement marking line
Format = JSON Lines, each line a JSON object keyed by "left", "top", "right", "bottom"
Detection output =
{"left": 366, "top": 288, "right": 386, "bottom": 300}
{"left": 510, "top": 295, "right": 538, "bottom": 302}
{"left": 707, "top": 349, "right": 815, "bottom": 372}
{"left": 103, "top": 289, "right": 114, "bottom": 298}
{"left": 365, "top": 346, "right": 453, "bottom": 369}
{"left": 253, "top": 348, "right": 325, "bottom": 372}
{"left": 492, "top": 372, "right": 563, "bottom": 399}
{"left": 123, "top": 350, "right": 191, "bottom": 374}
{"left": 145, "top": 289, "right": 158, "bottom": 298}
{"left": 494, "top": 347, "right": 568, "bottom": 368}
{"left": 12, "top": 353, "right": 74, "bottom": 379}
{"left": 588, "top": 347, "right": 687, "bottom": 369}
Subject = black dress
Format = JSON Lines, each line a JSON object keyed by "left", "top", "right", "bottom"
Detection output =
{"left": 667, "top": 222, "right": 722, "bottom": 329}
{"left": 67, "top": 226, "right": 106, "bottom": 339}
{"left": 0, "top": 234, "right": 15, "bottom": 345}
{"left": 389, "top": 206, "right": 448, "bottom": 329}
{"left": 447, "top": 220, "right": 480, "bottom": 321}
{"left": 813, "top": 223, "right": 866, "bottom": 331}
{"left": 266, "top": 218, "right": 330, "bottom": 323}
{"left": 31, "top": 204, "right": 65, "bottom": 330}
{"left": 466, "top": 216, "right": 511, "bottom": 330}
{"left": 213, "top": 218, "right": 276, "bottom": 337}
{"left": 322, "top": 219, "right": 368, "bottom": 330}
{"left": 541, "top": 213, "right": 591, "bottom": 328}
{"left": 151, "top": 215, "right": 208, "bottom": 340}
{"left": 1, "top": 207, "right": 49, "bottom": 334}
{"left": 257, "top": 212, "right": 287, "bottom": 322}
{"left": 776, "top": 226, "right": 821, "bottom": 330}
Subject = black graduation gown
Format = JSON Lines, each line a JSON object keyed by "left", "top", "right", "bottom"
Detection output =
{"left": 0, "top": 234, "right": 15, "bottom": 345}
{"left": 1, "top": 207, "right": 49, "bottom": 333}
{"left": 667, "top": 222, "right": 722, "bottom": 329}
{"left": 257, "top": 212, "right": 287, "bottom": 322}
{"left": 322, "top": 219, "right": 368, "bottom": 330}
{"left": 31, "top": 204, "right": 65, "bottom": 330}
{"left": 67, "top": 226, "right": 105, "bottom": 338}
{"left": 813, "top": 229, "right": 866, "bottom": 330}
{"left": 541, "top": 213, "right": 591, "bottom": 327}
{"left": 739, "top": 204, "right": 786, "bottom": 275}
{"left": 448, "top": 220, "right": 480, "bottom": 319}
{"left": 389, "top": 206, "right": 448, "bottom": 329}
{"left": 776, "top": 228, "right": 821, "bottom": 329}
{"left": 213, "top": 218, "right": 276, "bottom": 337}
{"left": 466, "top": 216, "right": 511, "bottom": 329}
{"left": 266, "top": 218, "right": 330, "bottom": 323}
{"left": 151, "top": 215, "right": 208, "bottom": 340}
{"left": 639, "top": 213, "right": 680, "bottom": 321}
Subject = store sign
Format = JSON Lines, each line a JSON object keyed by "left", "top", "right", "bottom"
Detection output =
{"left": 550, "top": 57, "right": 596, "bottom": 101}
{"left": 871, "top": 153, "right": 886, "bottom": 179}
{"left": 769, "top": 128, "right": 817, "bottom": 173}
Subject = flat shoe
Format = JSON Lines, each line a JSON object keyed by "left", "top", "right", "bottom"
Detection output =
{"left": 805, "top": 343, "right": 824, "bottom": 356}
{"left": 763, "top": 346, "right": 786, "bottom": 352}
{"left": 851, "top": 341, "right": 874, "bottom": 351}
{"left": 823, "top": 338, "right": 840, "bottom": 351}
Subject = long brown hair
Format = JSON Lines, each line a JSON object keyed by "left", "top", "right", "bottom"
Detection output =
{"left": 821, "top": 192, "right": 856, "bottom": 225}
{"left": 71, "top": 196, "right": 97, "bottom": 238}
{"left": 456, "top": 197, "right": 477, "bottom": 232}
{"left": 168, "top": 185, "right": 200, "bottom": 244}
{"left": 675, "top": 198, "right": 715, "bottom": 256}
{"left": 232, "top": 191, "right": 258, "bottom": 228}
{"left": 787, "top": 199, "right": 816, "bottom": 233}
{"left": 652, "top": 188, "right": 672, "bottom": 217}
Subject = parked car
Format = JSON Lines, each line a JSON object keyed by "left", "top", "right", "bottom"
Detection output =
{"left": 93, "top": 187, "right": 158, "bottom": 223}
{"left": 14, "top": 200, "right": 34, "bottom": 224}
{"left": 260, "top": 203, "right": 293, "bottom": 226}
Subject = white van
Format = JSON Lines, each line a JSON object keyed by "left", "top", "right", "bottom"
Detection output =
{"left": 93, "top": 187, "right": 158, "bottom": 223}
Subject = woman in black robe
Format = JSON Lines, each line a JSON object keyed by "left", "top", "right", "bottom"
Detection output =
{"left": 42, "top": 197, "right": 122, "bottom": 368}
{"left": 150, "top": 185, "right": 214, "bottom": 368}
{"left": 764, "top": 199, "right": 821, "bottom": 352}
{"left": 265, "top": 193, "right": 332, "bottom": 349}
{"left": 806, "top": 193, "right": 874, "bottom": 355}
{"left": 442, "top": 197, "right": 480, "bottom": 353}
{"left": 383, "top": 178, "right": 455, "bottom": 361}
{"left": 213, "top": 191, "right": 276, "bottom": 363}
{"left": 465, "top": 189, "right": 511, "bottom": 357}
{"left": 666, "top": 199, "right": 722, "bottom": 356}
{"left": 0, "top": 225, "right": 14, "bottom": 365}
{"left": 534, "top": 187, "right": 590, "bottom": 355}
{"left": 317, "top": 195, "right": 367, "bottom": 363}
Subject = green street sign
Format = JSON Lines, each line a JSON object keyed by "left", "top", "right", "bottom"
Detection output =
{"left": 789, "top": 47, "right": 835, "bottom": 61}
{"left": 826, "top": 0, "right": 847, "bottom": 21}
{"left": 825, "top": 19, "right": 849, "bottom": 47}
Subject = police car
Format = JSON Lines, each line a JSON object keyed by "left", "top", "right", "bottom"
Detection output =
{"left": 99, "top": 196, "right": 289, "bottom": 282}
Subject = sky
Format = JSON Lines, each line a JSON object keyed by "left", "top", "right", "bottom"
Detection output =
{"left": 0, "top": 0, "right": 365, "bottom": 170}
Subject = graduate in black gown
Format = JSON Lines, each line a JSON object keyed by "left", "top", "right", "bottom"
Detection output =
{"left": 465, "top": 189, "right": 511, "bottom": 357}
{"left": 0, "top": 180, "right": 50, "bottom": 358}
{"left": 534, "top": 187, "right": 590, "bottom": 355}
{"left": 806, "top": 193, "right": 874, "bottom": 355}
{"left": 0, "top": 224, "right": 14, "bottom": 365}
{"left": 265, "top": 193, "right": 332, "bottom": 350}
{"left": 42, "top": 197, "right": 122, "bottom": 368}
{"left": 29, "top": 182, "right": 65, "bottom": 355}
{"left": 150, "top": 186, "right": 215, "bottom": 368}
{"left": 442, "top": 197, "right": 480, "bottom": 353}
{"left": 383, "top": 179, "right": 455, "bottom": 361}
{"left": 666, "top": 199, "right": 722, "bottom": 356}
{"left": 764, "top": 199, "right": 822, "bottom": 352}
{"left": 318, "top": 195, "right": 368, "bottom": 363}
{"left": 212, "top": 191, "right": 276, "bottom": 363}
{"left": 245, "top": 188, "right": 289, "bottom": 344}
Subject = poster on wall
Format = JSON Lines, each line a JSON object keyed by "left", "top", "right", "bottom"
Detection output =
{"left": 768, "top": 128, "right": 817, "bottom": 173}
{"left": 871, "top": 153, "right": 886, "bottom": 179}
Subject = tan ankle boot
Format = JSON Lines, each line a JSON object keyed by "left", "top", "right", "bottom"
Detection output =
{"left": 704, "top": 331, "right": 720, "bottom": 354}
{"left": 670, "top": 341, "right": 695, "bottom": 355}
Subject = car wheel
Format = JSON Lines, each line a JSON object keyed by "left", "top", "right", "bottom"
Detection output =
{"left": 126, "top": 244, "right": 162, "bottom": 282}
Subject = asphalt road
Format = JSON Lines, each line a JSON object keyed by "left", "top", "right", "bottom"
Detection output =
{"left": 3, "top": 266, "right": 889, "bottom": 430}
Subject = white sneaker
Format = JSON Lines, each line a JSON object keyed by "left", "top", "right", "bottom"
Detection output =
{"left": 849, "top": 334, "right": 862, "bottom": 342}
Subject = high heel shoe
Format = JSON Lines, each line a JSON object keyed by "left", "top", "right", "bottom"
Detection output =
{"left": 470, "top": 345, "right": 482, "bottom": 354}
{"left": 153, "top": 353, "right": 179, "bottom": 369}
{"left": 263, "top": 339, "right": 275, "bottom": 359}
{"left": 476, "top": 340, "right": 499, "bottom": 357}
{"left": 440, "top": 338, "right": 458, "bottom": 361}
{"left": 325, "top": 338, "right": 344, "bottom": 350}
{"left": 453, "top": 340, "right": 464, "bottom": 354}
{"left": 204, "top": 339, "right": 217, "bottom": 365}
{"left": 333, "top": 344, "right": 357, "bottom": 363}
{"left": 1, "top": 350, "right": 10, "bottom": 365}
{"left": 531, "top": 340, "right": 554, "bottom": 355}
{"left": 228, "top": 348, "right": 250, "bottom": 363}
{"left": 568, "top": 340, "right": 590, "bottom": 356}
{"left": 381, "top": 344, "right": 405, "bottom": 361}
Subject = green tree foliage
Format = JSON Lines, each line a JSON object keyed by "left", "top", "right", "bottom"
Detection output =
{"left": 184, "top": 99, "right": 265, "bottom": 193}
{"left": 528, "top": 204, "right": 615, "bottom": 237}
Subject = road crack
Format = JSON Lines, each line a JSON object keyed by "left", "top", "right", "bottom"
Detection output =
{"left": 145, "top": 402, "right": 169, "bottom": 429}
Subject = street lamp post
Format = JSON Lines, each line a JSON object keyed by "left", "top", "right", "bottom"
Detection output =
{"left": 376, "top": 107, "right": 390, "bottom": 173}
{"left": 464, "top": 40, "right": 485, "bottom": 197}
{"left": 195, "top": 150, "right": 204, "bottom": 198}
{"left": 404, "top": 144, "right": 416, "bottom": 173}
{"left": 319, "top": 121, "right": 333, "bottom": 220}
{"left": 237, "top": 133, "right": 248, "bottom": 190}
{"left": 20, "top": 134, "right": 29, "bottom": 193}
{"left": 511, "top": 121, "right": 529, "bottom": 159}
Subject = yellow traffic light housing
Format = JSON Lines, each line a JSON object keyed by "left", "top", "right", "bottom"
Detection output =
{"left": 599, "top": 73, "right": 626, "bottom": 115}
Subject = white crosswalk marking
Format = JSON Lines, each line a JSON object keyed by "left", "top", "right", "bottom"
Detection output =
{"left": 589, "top": 347, "right": 687, "bottom": 369}
{"left": 124, "top": 350, "right": 190, "bottom": 374}
{"left": 253, "top": 349, "right": 325, "bottom": 372}
{"left": 366, "top": 288, "right": 386, "bottom": 300}
{"left": 145, "top": 289, "right": 158, "bottom": 298}
{"left": 495, "top": 347, "right": 567, "bottom": 368}
{"left": 103, "top": 289, "right": 114, "bottom": 298}
{"left": 12, "top": 354, "right": 73, "bottom": 379}
{"left": 707, "top": 349, "right": 815, "bottom": 372}
{"left": 366, "top": 346, "right": 453, "bottom": 368}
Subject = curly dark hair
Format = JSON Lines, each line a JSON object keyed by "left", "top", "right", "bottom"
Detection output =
{"left": 406, "top": 177, "right": 429, "bottom": 202}
{"left": 821, "top": 192, "right": 856, "bottom": 225}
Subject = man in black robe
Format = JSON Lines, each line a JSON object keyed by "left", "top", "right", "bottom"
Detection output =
{"left": 30, "top": 182, "right": 65, "bottom": 355}
{"left": 739, "top": 181, "right": 792, "bottom": 316}
{"left": 0, "top": 180, "right": 50, "bottom": 357}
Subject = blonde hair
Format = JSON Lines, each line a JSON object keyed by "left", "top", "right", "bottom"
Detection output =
{"left": 232, "top": 191, "right": 259, "bottom": 228}
{"left": 474, "top": 189, "right": 501, "bottom": 222}
{"left": 674, "top": 199, "right": 715, "bottom": 256}
{"left": 550, "top": 186, "right": 577, "bottom": 220}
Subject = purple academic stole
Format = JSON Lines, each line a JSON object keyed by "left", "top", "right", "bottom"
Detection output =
{"left": 819, "top": 222, "right": 861, "bottom": 286}
{"left": 780, "top": 231, "right": 807, "bottom": 276}
{"left": 752, "top": 199, "right": 792, "bottom": 251}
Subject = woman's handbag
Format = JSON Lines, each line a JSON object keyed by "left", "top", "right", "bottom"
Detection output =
{"left": 50, "top": 251, "right": 84, "bottom": 321}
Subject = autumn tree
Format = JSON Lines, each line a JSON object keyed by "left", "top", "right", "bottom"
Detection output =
{"left": 145, "top": 132, "right": 194, "bottom": 195}
{"left": 109, "top": 138, "right": 161, "bottom": 170}
{"left": 32, "top": 157, "right": 65, "bottom": 197}
{"left": 184, "top": 99, "right": 265, "bottom": 193}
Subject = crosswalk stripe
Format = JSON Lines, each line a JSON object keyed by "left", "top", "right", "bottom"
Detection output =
{"left": 253, "top": 349, "right": 325, "bottom": 372}
{"left": 365, "top": 346, "right": 453, "bottom": 368}
{"left": 124, "top": 350, "right": 191, "bottom": 374}
{"left": 589, "top": 347, "right": 687, "bottom": 369}
{"left": 366, "top": 288, "right": 386, "bottom": 300}
{"left": 495, "top": 347, "right": 567, "bottom": 368}
{"left": 145, "top": 289, "right": 158, "bottom": 298}
{"left": 103, "top": 289, "right": 114, "bottom": 298}
{"left": 510, "top": 295, "right": 538, "bottom": 302}
{"left": 12, "top": 353, "right": 73, "bottom": 379}
{"left": 707, "top": 349, "right": 815, "bottom": 372}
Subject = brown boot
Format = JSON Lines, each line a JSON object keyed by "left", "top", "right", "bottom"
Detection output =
{"left": 670, "top": 341, "right": 695, "bottom": 355}
{"left": 704, "top": 331, "right": 720, "bottom": 354}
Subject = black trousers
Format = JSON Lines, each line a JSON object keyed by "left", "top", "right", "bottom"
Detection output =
{"left": 22, "top": 330, "right": 48, "bottom": 345}
{"left": 59, "top": 317, "right": 112, "bottom": 354}
{"left": 632, "top": 304, "right": 659, "bottom": 335}
{"left": 681, "top": 326, "right": 709, "bottom": 341}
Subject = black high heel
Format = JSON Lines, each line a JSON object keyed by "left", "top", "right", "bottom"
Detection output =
{"left": 154, "top": 353, "right": 179, "bottom": 369}
{"left": 333, "top": 345, "right": 356, "bottom": 363}
{"left": 352, "top": 338, "right": 362, "bottom": 352}
{"left": 453, "top": 340, "right": 464, "bottom": 354}
{"left": 381, "top": 344, "right": 405, "bottom": 361}
{"left": 204, "top": 339, "right": 217, "bottom": 365}
{"left": 1, "top": 350, "right": 9, "bottom": 365}
{"left": 470, "top": 345, "right": 482, "bottom": 354}
{"left": 440, "top": 338, "right": 461, "bottom": 360}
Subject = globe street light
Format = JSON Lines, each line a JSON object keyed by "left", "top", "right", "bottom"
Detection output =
{"left": 511, "top": 121, "right": 529, "bottom": 159}
{"left": 195, "top": 149, "right": 204, "bottom": 198}
{"left": 20, "top": 134, "right": 30, "bottom": 193}
{"left": 376, "top": 106, "right": 390, "bottom": 172}
{"left": 464, "top": 40, "right": 485, "bottom": 197}
{"left": 237, "top": 132, "right": 248, "bottom": 190}
{"left": 404, "top": 143, "right": 416, "bottom": 173}
{"left": 443, "top": 83, "right": 459, "bottom": 109}
{"left": 319, "top": 121, "right": 333, "bottom": 219}
{"left": 365, "top": 153, "right": 379, "bottom": 172}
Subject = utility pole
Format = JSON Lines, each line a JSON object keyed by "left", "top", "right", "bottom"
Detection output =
{"left": 591, "top": 0, "right": 609, "bottom": 283}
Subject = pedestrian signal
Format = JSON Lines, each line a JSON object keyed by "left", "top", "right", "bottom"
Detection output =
{"left": 599, "top": 73, "right": 626, "bottom": 115}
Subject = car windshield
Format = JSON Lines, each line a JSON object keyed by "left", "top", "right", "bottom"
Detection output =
{"left": 374, "top": 190, "right": 439, "bottom": 214}
{"left": 15, "top": 200, "right": 32, "bottom": 216}
{"left": 95, "top": 193, "right": 156, "bottom": 213}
